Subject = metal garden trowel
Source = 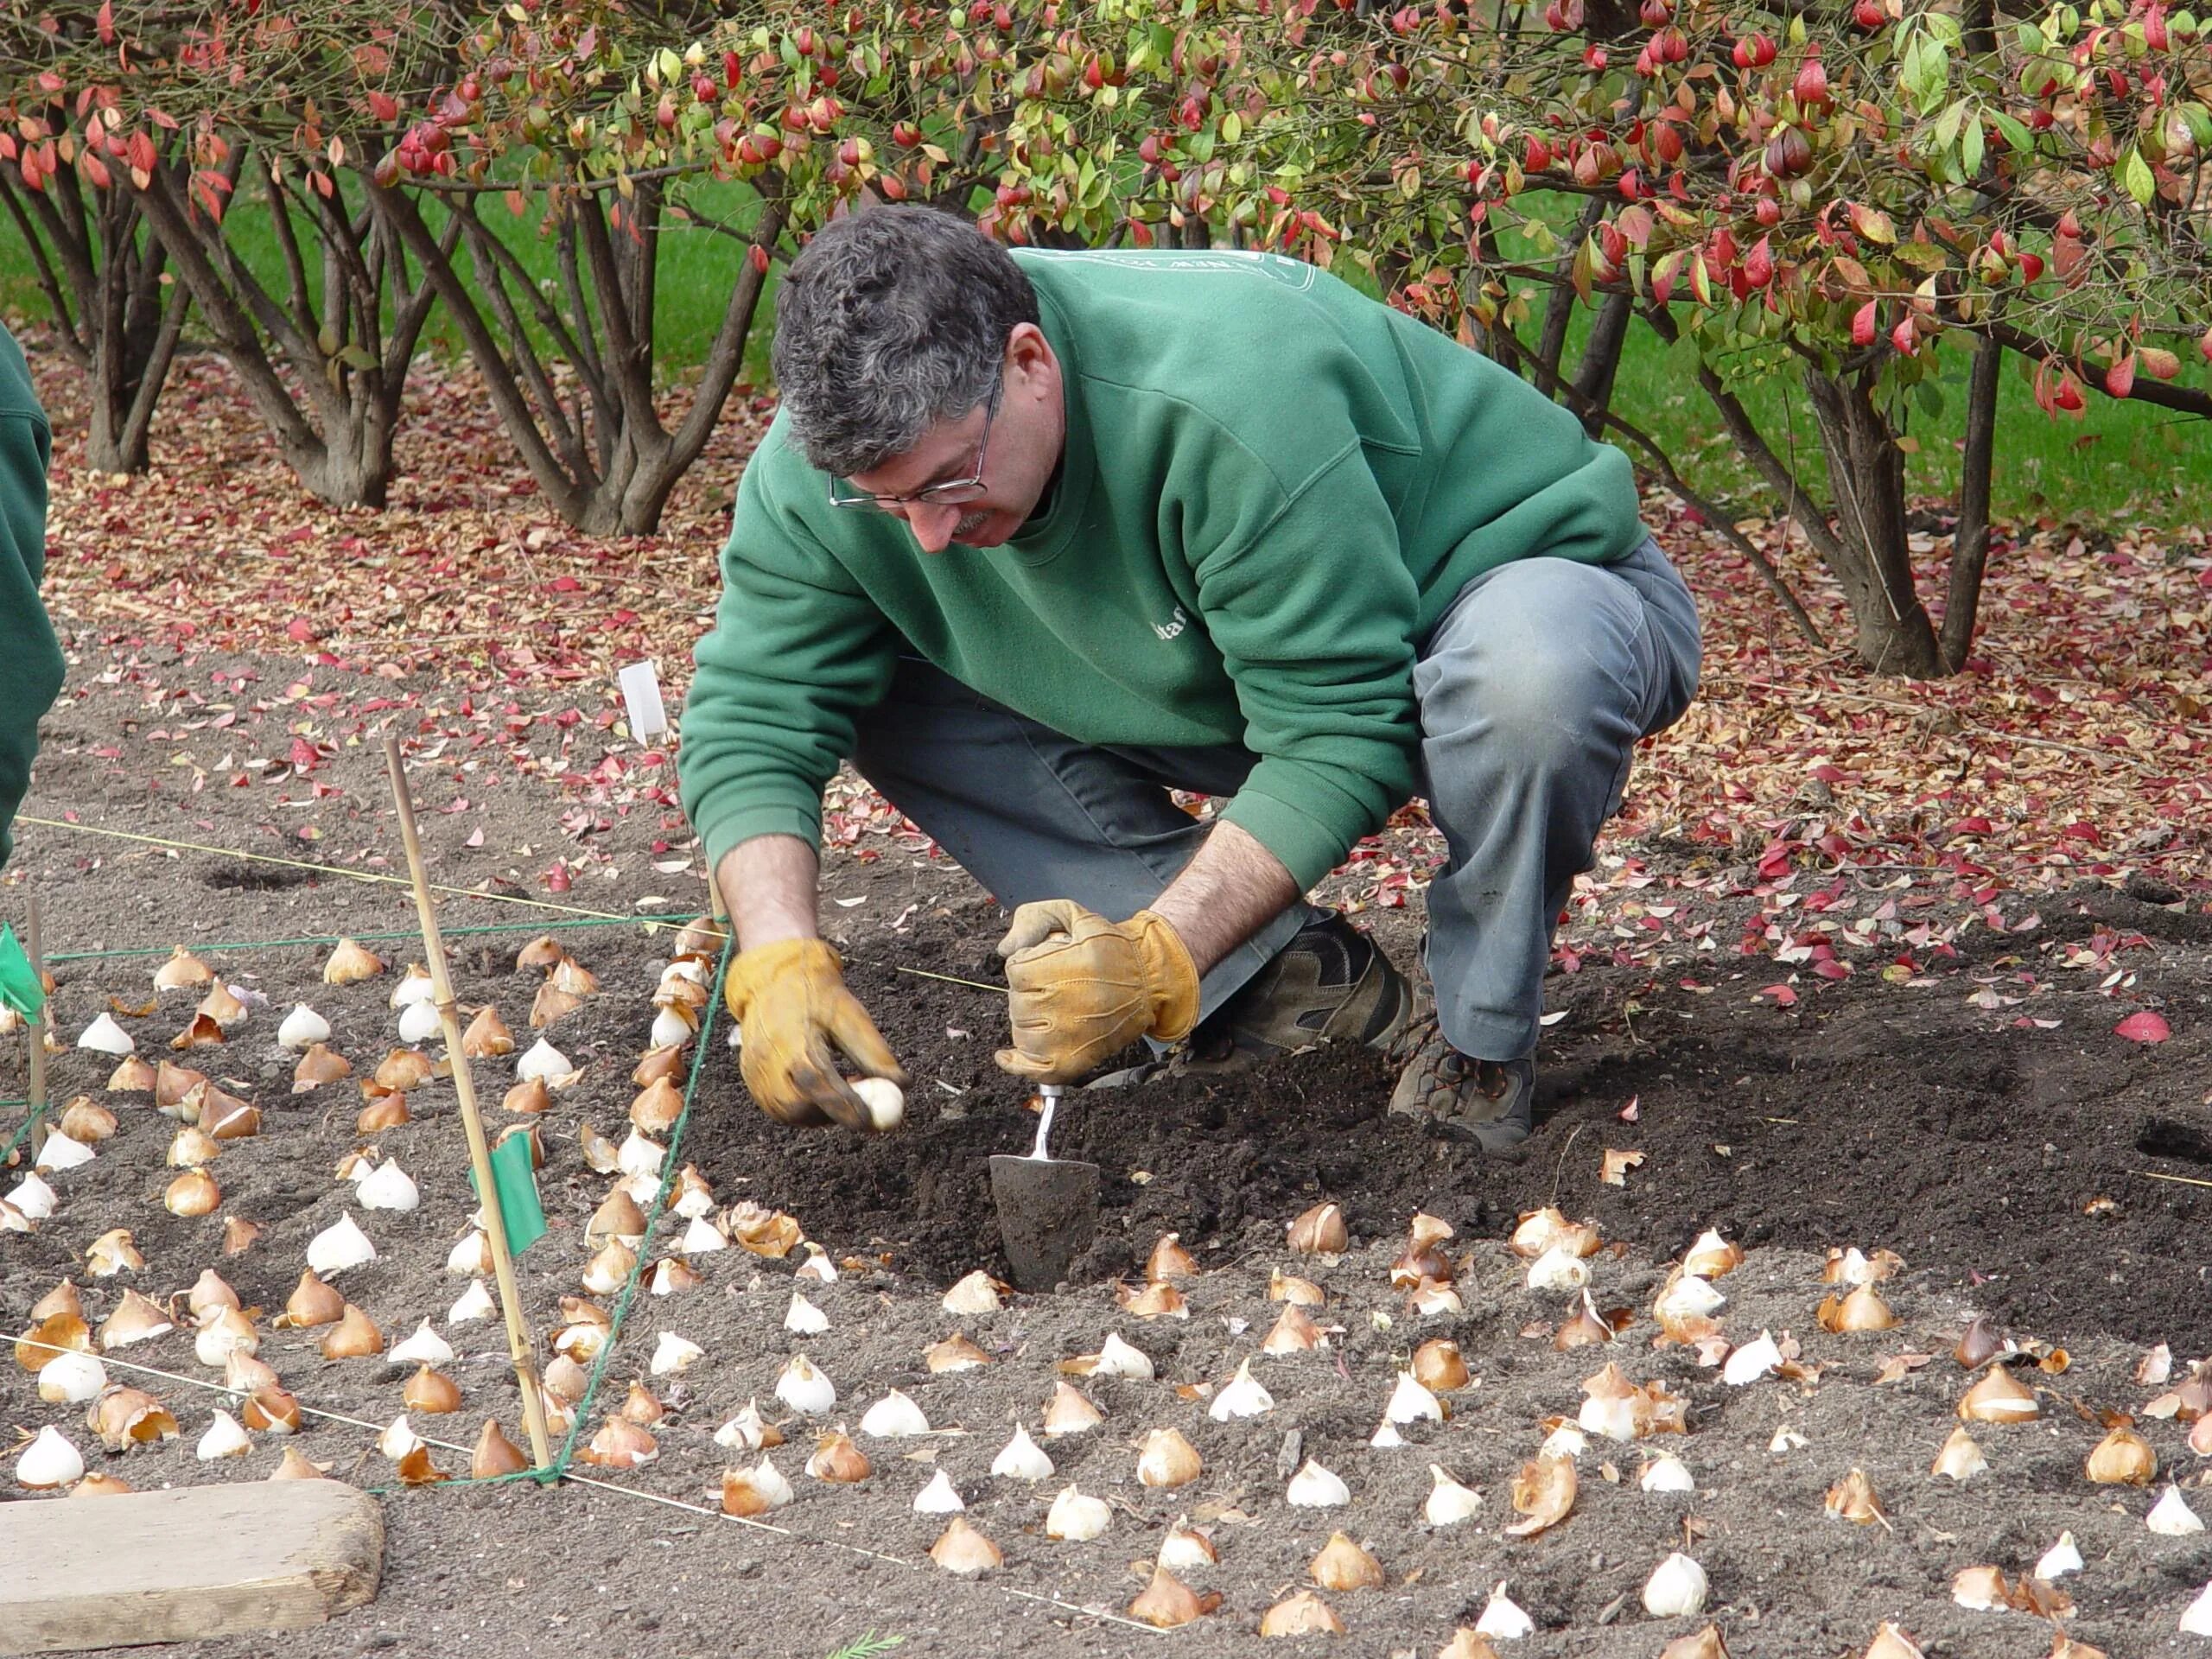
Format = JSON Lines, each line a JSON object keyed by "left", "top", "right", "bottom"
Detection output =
{"left": 988, "top": 1084, "right": 1100, "bottom": 1292}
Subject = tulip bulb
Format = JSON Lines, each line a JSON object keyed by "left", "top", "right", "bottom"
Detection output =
{"left": 1819, "top": 1283, "right": 1898, "bottom": 1333}
{"left": 912, "top": 1468, "right": 964, "bottom": 1514}
{"left": 107, "top": 1056, "right": 156, "bottom": 1093}
{"left": 925, "top": 1333, "right": 990, "bottom": 1373}
{"left": 1527, "top": 1245, "right": 1591, "bottom": 1293}
{"left": 323, "top": 938, "right": 384, "bottom": 984}
{"left": 780, "top": 1291, "right": 829, "bottom": 1335}
{"left": 651, "top": 1332, "right": 704, "bottom": 1376}
{"left": 37, "top": 1351, "right": 107, "bottom": 1405}
{"left": 516, "top": 1039, "right": 571, "bottom": 1083}
{"left": 472, "top": 1420, "right": 529, "bottom": 1478}
{"left": 1287, "top": 1457, "right": 1351, "bottom": 1508}
{"left": 1209, "top": 1357, "right": 1275, "bottom": 1421}
{"left": 2036, "top": 1531, "right": 2082, "bottom": 1580}
{"left": 721, "top": 1455, "right": 795, "bottom": 1515}
{"left": 2149, "top": 1485, "right": 2204, "bottom": 1535}
{"left": 60, "top": 1099, "right": 118, "bottom": 1145}
{"left": 100, "top": 1287, "right": 175, "bottom": 1348}
{"left": 397, "top": 1001, "right": 441, "bottom": 1046}
{"left": 1439, "top": 1632, "right": 1506, "bottom": 1659}
{"left": 1413, "top": 1338, "right": 1470, "bottom": 1392}
{"left": 1137, "top": 1427, "right": 1201, "bottom": 1489}
{"left": 1681, "top": 1228, "right": 1744, "bottom": 1277}
{"left": 927, "top": 1516, "right": 1001, "bottom": 1576}
{"left": 1473, "top": 1582, "right": 1535, "bottom": 1640}
{"left": 403, "top": 1366, "right": 461, "bottom": 1414}
{"left": 587, "top": 1190, "right": 647, "bottom": 1247}
{"left": 1510, "top": 1205, "right": 1599, "bottom": 1261}
{"left": 1262, "top": 1304, "right": 1321, "bottom": 1354}
{"left": 582, "top": 1241, "right": 638, "bottom": 1298}
{"left": 1287, "top": 1201, "right": 1348, "bottom": 1254}
{"left": 1147, "top": 1232, "right": 1198, "bottom": 1282}
{"left": 776, "top": 1354, "right": 836, "bottom": 1415}
{"left": 307, "top": 1211, "right": 378, "bottom": 1277}
{"left": 77, "top": 1013, "right": 136, "bottom": 1056}
{"left": 154, "top": 945, "right": 215, "bottom": 991}
{"left": 1259, "top": 1590, "right": 1345, "bottom": 1637}
{"left": 1043, "top": 1382, "right": 1103, "bottom": 1437}
{"left": 1825, "top": 1467, "right": 1886, "bottom": 1525}
{"left": 989, "top": 1425, "right": 1054, "bottom": 1481}
{"left": 87, "top": 1388, "right": 177, "bottom": 1451}
{"left": 1424, "top": 1463, "right": 1484, "bottom": 1525}
{"left": 2179, "top": 1580, "right": 2212, "bottom": 1636}
{"left": 36, "top": 1130, "right": 94, "bottom": 1171}
{"left": 580, "top": 1417, "right": 658, "bottom": 1469}
{"left": 1958, "top": 1366, "right": 2039, "bottom": 1422}
{"left": 277, "top": 1005, "right": 331, "bottom": 1050}
{"left": 1268, "top": 1268, "right": 1325, "bottom": 1306}
{"left": 1865, "top": 1622, "right": 1926, "bottom": 1659}
{"left": 713, "top": 1401, "right": 780, "bottom": 1452}
{"left": 84, "top": 1228, "right": 143, "bottom": 1278}
{"left": 358, "top": 1160, "right": 420, "bottom": 1213}
{"left": 390, "top": 1319, "right": 455, "bottom": 1366}
{"left": 1046, "top": 1484, "right": 1110, "bottom": 1541}
{"left": 17, "top": 1425, "right": 86, "bottom": 1488}
{"left": 1310, "top": 1530, "right": 1385, "bottom": 1592}
{"left": 1930, "top": 1426, "right": 1987, "bottom": 1480}
{"left": 858, "top": 1389, "right": 930, "bottom": 1439}
{"left": 2085, "top": 1424, "right": 2156, "bottom": 1485}
{"left": 72, "top": 1471, "right": 132, "bottom": 1497}
{"left": 320, "top": 1305, "right": 384, "bottom": 1359}
{"left": 164, "top": 1167, "right": 220, "bottom": 1217}
{"left": 1386, "top": 1370, "right": 1444, "bottom": 1426}
{"left": 1370, "top": 1418, "right": 1404, "bottom": 1449}
{"left": 1641, "top": 1453, "right": 1696, "bottom": 1493}
{"left": 446, "top": 1231, "right": 493, "bottom": 1276}
{"left": 1951, "top": 1565, "right": 2007, "bottom": 1611}
{"left": 194, "top": 1306, "right": 258, "bottom": 1370}
{"left": 1643, "top": 1552, "right": 1709, "bottom": 1616}
{"left": 241, "top": 1384, "right": 301, "bottom": 1433}
{"left": 1095, "top": 1332, "right": 1154, "bottom": 1378}
{"left": 806, "top": 1430, "right": 870, "bottom": 1483}
{"left": 1723, "top": 1332, "right": 1783, "bottom": 1386}
{"left": 1128, "top": 1565, "right": 1217, "bottom": 1629}
{"left": 196, "top": 1409, "right": 251, "bottom": 1460}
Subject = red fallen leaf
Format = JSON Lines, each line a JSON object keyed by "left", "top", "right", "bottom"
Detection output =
{"left": 285, "top": 616, "right": 315, "bottom": 642}
{"left": 2113, "top": 1011, "right": 2171, "bottom": 1044}
{"left": 1618, "top": 1096, "right": 1641, "bottom": 1122}
{"left": 288, "top": 736, "right": 320, "bottom": 771}
{"left": 1758, "top": 984, "right": 1798, "bottom": 1007}
{"left": 543, "top": 860, "right": 572, "bottom": 893}
{"left": 1811, "top": 959, "right": 1852, "bottom": 980}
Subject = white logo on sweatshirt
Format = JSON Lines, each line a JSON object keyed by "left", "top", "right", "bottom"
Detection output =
{"left": 1154, "top": 607, "right": 1188, "bottom": 641}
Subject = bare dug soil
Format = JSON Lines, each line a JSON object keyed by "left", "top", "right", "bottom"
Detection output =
{"left": 3, "top": 340, "right": 2211, "bottom": 1658}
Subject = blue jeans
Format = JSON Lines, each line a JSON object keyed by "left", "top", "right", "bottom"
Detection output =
{"left": 849, "top": 535, "right": 1701, "bottom": 1061}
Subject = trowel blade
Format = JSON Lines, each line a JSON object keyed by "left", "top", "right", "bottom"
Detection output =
{"left": 988, "top": 1153, "right": 1100, "bottom": 1293}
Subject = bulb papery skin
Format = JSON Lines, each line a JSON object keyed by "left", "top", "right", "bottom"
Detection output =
{"left": 2149, "top": 1485, "right": 2205, "bottom": 1535}
{"left": 1722, "top": 1332, "right": 1783, "bottom": 1385}
{"left": 860, "top": 1389, "right": 931, "bottom": 1438}
{"left": 1642, "top": 1552, "right": 1709, "bottom": 1617}
{"left": 1539, "top": 1424, "right": 1588, "bottom": 1462}
{"left": 775, "top": 1355, "right": 836, "bottom": 1415}
{"left": 1046, "top": 1484, "right": 1111, "bottom": 1541}
{"left": 990, "top": 1425, "right": 1054, "bottom": 1481}
{"left": 1424, "top": 1465, "right": 1483, "bottom": 1525}
{"left": 1287, "top": 1458, "right": 1351, "bottom": 1508}
{"left": 1209, "top": 1358, "right": 1275, "bottom": 1421}
{"left": 1641, "top": 1453, "right": 1696, "bottom": 1493}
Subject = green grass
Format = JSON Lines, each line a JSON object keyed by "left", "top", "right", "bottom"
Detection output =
{"left": 2, "top": 186, "right": 2202, "bottom": 531}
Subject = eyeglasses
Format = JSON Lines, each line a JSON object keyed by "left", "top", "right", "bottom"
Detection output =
{"left": 828, "top": 379, "right": 1002, "bottom": 512}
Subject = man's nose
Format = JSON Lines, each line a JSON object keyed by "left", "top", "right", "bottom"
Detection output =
{"left": 901, "top": 500, "right": 962, "bottom": 554}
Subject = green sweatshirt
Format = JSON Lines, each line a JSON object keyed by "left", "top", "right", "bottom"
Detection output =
{"left": 0, "top": 326, "right": 63, "bottom": 873}
{"left": 683, "top": 249, "right": 1644, "bottom": 892}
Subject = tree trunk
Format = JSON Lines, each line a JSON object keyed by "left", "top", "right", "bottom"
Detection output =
{"left": 1940, "top": 332, "right": 2004, "bottom": 671}
{"left": 1800, "top": 365, "right": 1946, "bottom": 677}
{"left": 1570, "top": 290, "right": 1633, "bottom": 438}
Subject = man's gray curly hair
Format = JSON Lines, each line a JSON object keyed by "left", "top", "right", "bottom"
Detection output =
{"left": 769, "top": 207, "right": 1040, "bottom": 479}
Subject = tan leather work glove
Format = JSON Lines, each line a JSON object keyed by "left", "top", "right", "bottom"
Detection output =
{"left": 994, "top": 899, "right": 1200, "bottom": 1084}
{"left": 721, "top": 938, "right": 907, "bottom": 1130}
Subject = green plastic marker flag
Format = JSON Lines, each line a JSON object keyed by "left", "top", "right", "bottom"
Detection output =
{"left": 472, "top": 1132, "right": 548, "bottom": 1256}
{"left": 0, "top": 926, "right": 44, "bottom": 1020}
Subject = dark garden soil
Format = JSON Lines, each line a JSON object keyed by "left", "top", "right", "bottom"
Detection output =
{"left": 4, "top": 629, "right": 2211, "bottom": 1659}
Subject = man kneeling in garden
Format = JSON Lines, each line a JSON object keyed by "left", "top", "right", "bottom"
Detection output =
{"left": 679, "top": 207, "right": 1700, "bottom": 1149}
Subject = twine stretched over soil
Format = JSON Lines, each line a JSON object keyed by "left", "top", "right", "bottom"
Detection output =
{"left": 18, "top": 817, "right": 1006, "bottom": 995}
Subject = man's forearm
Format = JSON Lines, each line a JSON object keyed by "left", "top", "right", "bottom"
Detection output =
{"left": 1145, "top": 819, "right": 1302, "bottom": 976}
{"left": 714, "top": 835, "right": 822, "bottom": 950}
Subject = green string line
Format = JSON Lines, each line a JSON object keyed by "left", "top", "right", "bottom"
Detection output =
{"left": 47, "top": 914, "right": 699, "bottom": 965}
{"left": 548, "top": 926, "right": 734, "bottom": 1482}
{"left": 0, "top": 1096, "right": 45, "bottom": 1167}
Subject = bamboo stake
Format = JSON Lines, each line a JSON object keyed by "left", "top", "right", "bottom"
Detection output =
{"left": 25, "top": 895, "right": 47, "bottom": 1159}
{"left": 381, "top": 736, "right": 554, "bottom": 1472}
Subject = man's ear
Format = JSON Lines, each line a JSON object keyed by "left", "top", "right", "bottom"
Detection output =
{"left": 1006, "top": 321, "right": 1057, "bottom": 382}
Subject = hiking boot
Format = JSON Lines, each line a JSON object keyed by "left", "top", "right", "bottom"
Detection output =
{"left": 1387, "top": 1020, "right": 1535, "bottom": 1149}
{"left": 1177, "top": 913, "right": 1414, "bottom": 1072}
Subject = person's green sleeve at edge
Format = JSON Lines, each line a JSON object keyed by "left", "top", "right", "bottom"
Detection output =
{"left": 0, "top": 325, "right": 68, "bottom": 872}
